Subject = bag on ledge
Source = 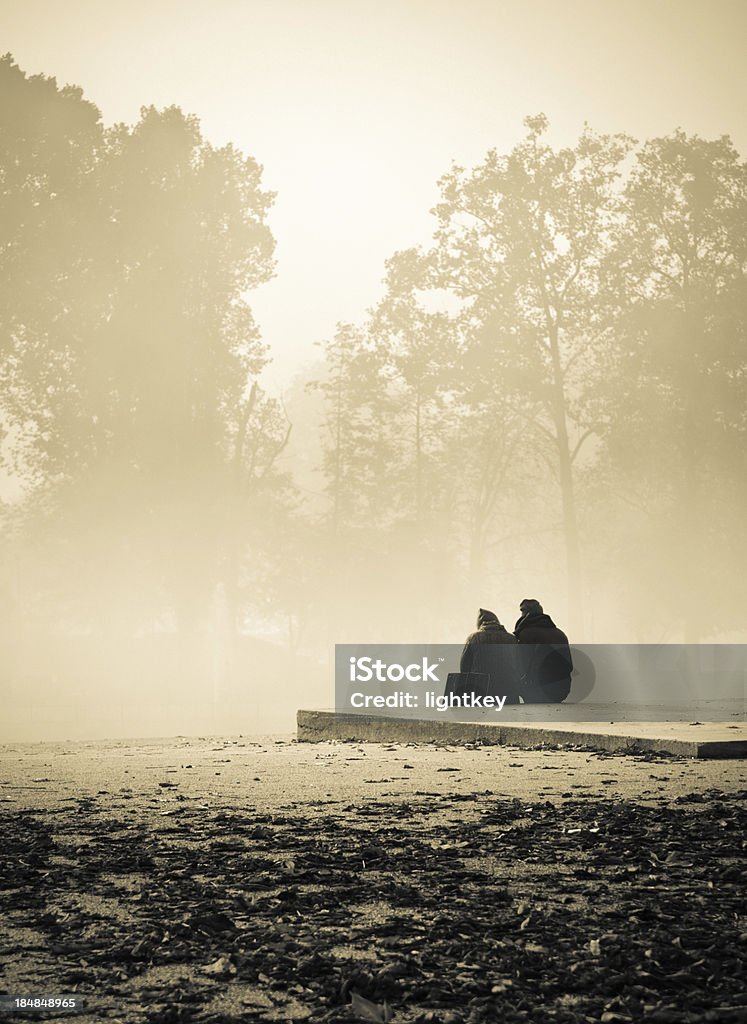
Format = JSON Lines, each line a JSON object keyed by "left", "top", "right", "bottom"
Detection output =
{"left": 443, "top": 671, "right": 490, "bottom": 700}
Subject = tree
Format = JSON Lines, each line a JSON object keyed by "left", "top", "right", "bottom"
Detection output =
{"left": 311, "top": 322, "right": 399, "bottom": 534}
{"left": 370, "top": 249, "right": 460, "bottom": 529}
{"left": 604, "top": 131, "right": 747, "bottom": 639}
{"left": 0, "top": 56, "right": 278, "bottom": 635}
{"left": 0, "top": 54, "right": 104, "bottom": 486}
{"left": 371, "top": 248, "right": 527, "bottom": 598}
{"left": 424, "top": 115, "right": 633, "bottom": 632}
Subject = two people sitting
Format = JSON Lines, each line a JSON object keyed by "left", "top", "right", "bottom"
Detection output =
{"left": 460, "top": 600, "right": 573, "bottom": 704}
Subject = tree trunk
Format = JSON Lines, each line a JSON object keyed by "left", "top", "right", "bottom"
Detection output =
{"left": 415, "top": 388, "right": 423, "bottom": 525}
{"left": 680, "top": 284, "right": 703, "bottom": 644}
{"left": 555, "top": 413, "right": 583, "bottom": 635}
{"left": 548, "top": 322, "right": 583, "bottom": 635}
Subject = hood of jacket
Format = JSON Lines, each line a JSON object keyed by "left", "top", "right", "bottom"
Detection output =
{"left": 515, "top": 611, "right": 557, "bottom": 633}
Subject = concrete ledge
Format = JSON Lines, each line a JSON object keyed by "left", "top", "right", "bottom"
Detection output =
{"left": 297, "top": 710, "right": 747, "bottom": 759}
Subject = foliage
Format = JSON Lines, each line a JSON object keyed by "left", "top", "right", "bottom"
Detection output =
{"left": 0, "top": 55, "right": 282, "bottom": 634}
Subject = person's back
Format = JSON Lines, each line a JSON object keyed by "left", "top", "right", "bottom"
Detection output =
{"left": 514, "top": 599, "right": 572, "bottom": 703}
{"left": 461, "top": 608, "right": 522, "bottom": 704}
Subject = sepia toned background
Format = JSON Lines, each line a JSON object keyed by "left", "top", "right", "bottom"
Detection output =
{"left": 1, "top": 0, "right": 746, "bottom": 739}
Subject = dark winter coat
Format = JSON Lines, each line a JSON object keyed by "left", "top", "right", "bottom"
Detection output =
{"left": 513, "top": 612, "right": 573, "bottom": 703}
{"left": 460, "top": 622, "right": 522, "bottom": 703}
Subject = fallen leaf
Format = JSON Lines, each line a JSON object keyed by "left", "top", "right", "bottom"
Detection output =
{"left": 350, "top": 991, "right": 393, "bottom": 1022}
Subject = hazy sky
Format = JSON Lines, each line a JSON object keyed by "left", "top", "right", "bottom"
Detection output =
{"left": 3, "top": 0, "right": 746, "bottom": 388}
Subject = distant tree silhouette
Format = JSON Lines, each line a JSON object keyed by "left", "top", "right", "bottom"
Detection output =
{"left": 604, "top": 131, "right": 747, "bottom": 639}
{"left": 411, "top": 115, "right": 633, "bottom": 632}
{"left": 370, "top": 248, "right": 529, "bottom": 597}
{"left": 0, "top": 56, "right": 279, "bottom": 635}
{"left": 314, "top": 119, "right": 746, "bottom": 641}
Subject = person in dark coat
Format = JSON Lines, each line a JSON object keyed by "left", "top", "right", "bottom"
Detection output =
{"left": 514, "top": 599, "right": 573, "bottom": 703}
{"left": 460, "top": 608, "right": 522, "bottom": 705}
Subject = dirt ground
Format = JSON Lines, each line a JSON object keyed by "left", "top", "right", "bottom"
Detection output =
{"left": 0, "top": 736, "right": 745, "bottom": 1023}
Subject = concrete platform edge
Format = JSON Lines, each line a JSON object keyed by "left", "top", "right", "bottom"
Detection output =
{"left": 297, "top": 710, "right": 747, "bottom": 759}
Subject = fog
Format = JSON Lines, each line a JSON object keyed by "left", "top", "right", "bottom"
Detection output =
{"left": 1, "top": 9, "right": 746, "bottom": 740}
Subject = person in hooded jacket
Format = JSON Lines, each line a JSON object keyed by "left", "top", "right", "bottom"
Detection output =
{"left": 460, "top": 608, "right": 522, "bottom": 705}
{"left": 514, "top": 599, "right": 573, "bottom": 703}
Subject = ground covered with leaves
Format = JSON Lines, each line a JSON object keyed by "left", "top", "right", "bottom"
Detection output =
{"left": 1, "top": 774, "right": 746, "bottom": 1023}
